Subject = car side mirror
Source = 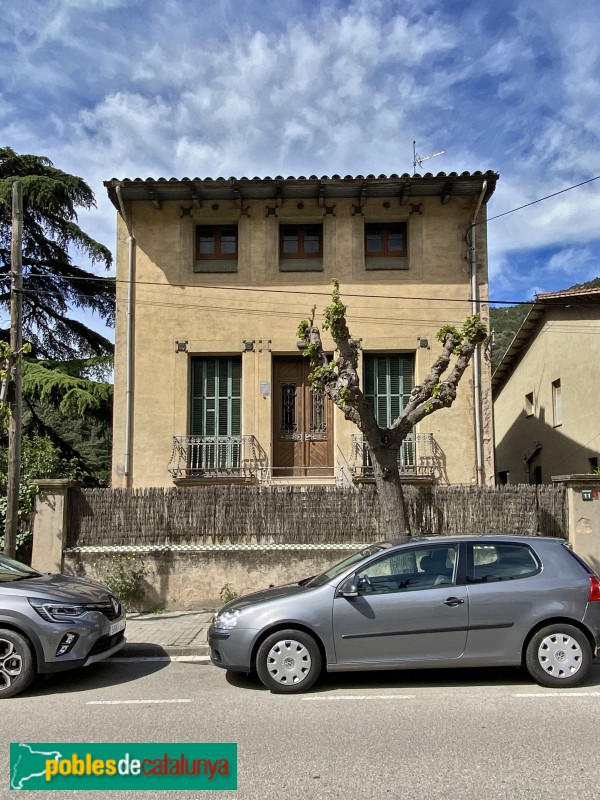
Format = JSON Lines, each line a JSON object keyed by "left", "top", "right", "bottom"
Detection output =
{"left": 337, "top": 576, "right": 359, "bottom": 598}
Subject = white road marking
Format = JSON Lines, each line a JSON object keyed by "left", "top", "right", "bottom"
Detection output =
{"left": 109, "top": 656, "right": 210, "bottom": 663}
{"left": 302, "top": 694, "right": 415, "bottom": 701}
{"left": 86, "top": 699, "right": 192, "bottom": 705}
{"left": 513, "top": 692, "right": 600, "bottom": 697}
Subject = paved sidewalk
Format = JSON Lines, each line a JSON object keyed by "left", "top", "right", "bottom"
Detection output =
{"left": 119, "top": 610, "right": 215, "bottom": 658}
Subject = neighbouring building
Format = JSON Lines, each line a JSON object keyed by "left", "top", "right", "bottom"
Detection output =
{"left": 493, "top": 287, "right": 600, "bottom": 484}
{"left": 104, "top": 171, "right": 498, "bottom": 489}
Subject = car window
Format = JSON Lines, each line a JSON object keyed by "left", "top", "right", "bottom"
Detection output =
{"left": 467, "top": 543, "right": 539, "bottom": 582}
{"left": 304, "top": 542, "right": 391, "bottom": 587}
{"left": 354, "top": 545, "right": 457, "bottom": 594}
{"left": 0, "top": 554, "right": 41, "bottom": 581}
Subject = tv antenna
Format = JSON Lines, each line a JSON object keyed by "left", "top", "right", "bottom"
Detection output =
{"left": 412, "top": 140, "right": 446, "bottom": 174}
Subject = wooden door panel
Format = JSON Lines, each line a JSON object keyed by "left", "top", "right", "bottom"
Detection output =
{"left": 272, "top": 357, "right": 333, "bottom": 476}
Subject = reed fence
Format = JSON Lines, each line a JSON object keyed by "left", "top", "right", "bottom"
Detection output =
{"left": 66, "top": 483, "right": 568, "bottom": 548}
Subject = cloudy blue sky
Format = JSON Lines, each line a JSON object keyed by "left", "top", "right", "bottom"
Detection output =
{"left": 2, "top": 0, "right": 600, "bottom": 324}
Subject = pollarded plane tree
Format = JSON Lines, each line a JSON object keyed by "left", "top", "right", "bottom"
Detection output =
{"left": 297, "top": 281, "right": 487, "bottom": 536}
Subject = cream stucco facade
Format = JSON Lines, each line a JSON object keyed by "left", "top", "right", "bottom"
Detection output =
{"left": 493, "top": 289, "right": 600, "bottom": 483}
{"left": 104, "top": 173, "right": 498, "bottom": 489}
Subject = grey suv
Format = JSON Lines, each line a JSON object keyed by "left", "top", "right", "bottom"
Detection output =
{"left": 208, "top": 536, "right": 600, "bottom": 693}
{"left": 0, "top": 554, "right": 126, "bottom": 698}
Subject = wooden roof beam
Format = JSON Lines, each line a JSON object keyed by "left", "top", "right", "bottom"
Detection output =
{"left": 441, "top": 181, "right": 455, "bottom": 205}
{"left": 147, "top": 186, "right": 162, "bottom": 209}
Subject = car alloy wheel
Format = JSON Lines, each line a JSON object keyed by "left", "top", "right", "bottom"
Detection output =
{"left": 525, "top": 623, "right": 591, "bottom": 688}
{"left": 256, "top": 629, "right": 322, "bottom": 694}
{"left": 0, "top": 629, "right": 35, "bottom": 699}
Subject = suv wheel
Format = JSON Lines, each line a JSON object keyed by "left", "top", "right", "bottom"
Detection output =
{"left": 256, "top": 629, "right": 322, "bottom": 694}
{"left": 0, "top": 629, "right": 35, "bottom": 699}
{"left": 525, "top": 623, "right": 591, "bottom": 688}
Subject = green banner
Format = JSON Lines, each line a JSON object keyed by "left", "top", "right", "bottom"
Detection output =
{"left": 10, "top": 743, "right": 237, "bottom": 791}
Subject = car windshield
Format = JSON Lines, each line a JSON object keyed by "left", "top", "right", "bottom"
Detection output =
{"left": 0, "top": 554, "right": 41, "bottom": 582}
{"left": 304, "top": 543, "right": 391, "bottom": 588}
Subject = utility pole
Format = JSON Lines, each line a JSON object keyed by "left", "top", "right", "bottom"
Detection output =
{"left": 4, "top": 181, "right": 23, "bottom": 557}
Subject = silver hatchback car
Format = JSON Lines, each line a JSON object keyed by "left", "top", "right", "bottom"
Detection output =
{"left": 208, "top": 535, "right": 600, "bottom": 693}
{"left": 0, "top": 554, "right": 126, "bottom": 698}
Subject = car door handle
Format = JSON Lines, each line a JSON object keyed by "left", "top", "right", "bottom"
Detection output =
{"left": 444, "top": 597, "right": 465, "bottom": 606}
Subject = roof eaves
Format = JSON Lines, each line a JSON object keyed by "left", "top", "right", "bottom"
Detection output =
{"left": 103, "top": 171, "right": 499, "bottom": 211}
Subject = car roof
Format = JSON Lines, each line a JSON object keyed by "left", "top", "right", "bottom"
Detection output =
{"left": 386, "top": 534, "right": 565, "bottom": 548}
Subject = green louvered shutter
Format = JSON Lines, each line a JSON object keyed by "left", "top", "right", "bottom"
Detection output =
{"left": 191, "top": 357, "right": 241, "bottom": 436}
{"left": 364, "top": 354, "right": 414, "bottom": 426}
{"left": 364, "top": 354, "right": 415, "bottom": 468}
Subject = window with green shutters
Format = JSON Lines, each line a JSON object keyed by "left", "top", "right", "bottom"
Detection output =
{"left": 364, "top": 354, "right": 415, "bottom": 469}
{"left": 191, "top": 357, "right": 241, "bottom": 436}
{"left": 190, "top": 357, "right": 241, "bottom": 471}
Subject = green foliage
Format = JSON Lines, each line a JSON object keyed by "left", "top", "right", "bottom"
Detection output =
{"left": 489, "top": 304, "right": 532, "bottom": 370}
{"left": 0, "top": 341, "right": 33, "bottom": 428}
{"left": 322, "top": 279, "right": 347, "bottom": 336}
{"left": 96, "top": 556, "right": 146, "bottom": 611}
{"left": 437, "top": 315, "right": 487, "bottom": 353}
{"left": 0, "top": 146, "right": 114, "bottom": 360}
{"left": 23, "top": 359, "right": 113, "bottom": 417}
{"left": 0, "top": 433, "right": 80, "bottom": 558}
{"left": 219, "top": 583, "right": 239, "bottom": 603}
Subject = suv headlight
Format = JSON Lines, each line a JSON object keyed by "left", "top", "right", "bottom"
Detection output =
{"left": 29, "top": 598, "right": 86, "bottom": 623}
{"left": 213, "top": 609, "right": 241, "bottom": 629}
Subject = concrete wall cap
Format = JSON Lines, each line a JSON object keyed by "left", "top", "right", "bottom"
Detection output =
{"left": 31, "top": 479, "right": 82, "bottom": 490}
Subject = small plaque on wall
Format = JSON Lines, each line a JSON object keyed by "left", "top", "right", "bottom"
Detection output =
{"left": 260, "top": 381, "right": 271, "bottom": 397}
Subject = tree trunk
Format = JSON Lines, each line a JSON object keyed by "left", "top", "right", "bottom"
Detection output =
{"left": 369, "top": 445, "right": 412, "bottom": 538}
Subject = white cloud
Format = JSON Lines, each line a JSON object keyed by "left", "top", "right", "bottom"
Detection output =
{"left": 2, "top": 0, "right": 600, "bottom": 305}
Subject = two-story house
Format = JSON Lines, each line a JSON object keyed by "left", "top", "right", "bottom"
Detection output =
{"left": 104, "top": 171, "right": 498, "bottom": 489}
{"left": 493, "top": 287, "right": 600, "bottom": 483}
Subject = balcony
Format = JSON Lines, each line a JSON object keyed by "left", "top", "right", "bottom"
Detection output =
{"left": 350, "top": 433, "right": 440, "bottom": 481}
{"left": 168, "top": 436, "right": 267, "bottom": 483}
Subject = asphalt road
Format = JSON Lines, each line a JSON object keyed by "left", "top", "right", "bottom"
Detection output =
{"left": 3, "top": 658, "right": 600, "bottom": 799}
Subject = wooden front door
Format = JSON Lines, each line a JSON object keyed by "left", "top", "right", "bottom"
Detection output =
{"left": 272, "top": 357, "right": 334, "bottom": 477}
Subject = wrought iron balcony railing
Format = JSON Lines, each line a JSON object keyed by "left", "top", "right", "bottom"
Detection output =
{"left": 350, "top": 433, "right": 439, "bottom": 480}
{"left": 168, "top": 435, "right": 267, "bottom": 481}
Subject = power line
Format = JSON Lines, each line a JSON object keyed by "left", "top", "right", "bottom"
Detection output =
{"left": 9, "top": 269, "right": 546, "bottom": 307}
{"left": 5, "top": 171, "right": 600, "bottom": 309}
{"left": 487, "top": 174, "right": 600, "bottom": 223}
{"left": 17, "top": 276, "right": 594, "bottom": 310}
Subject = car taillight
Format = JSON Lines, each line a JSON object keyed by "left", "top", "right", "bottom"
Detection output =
{"left": 588, "top": 576, "right": 600, "bottom": 601}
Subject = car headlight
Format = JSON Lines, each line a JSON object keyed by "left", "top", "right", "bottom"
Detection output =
{"left": 29, "top": 598, "right": 86, "bottom": 623}
{"left": 213, "top": 609, "right": 241, "bottom": 629}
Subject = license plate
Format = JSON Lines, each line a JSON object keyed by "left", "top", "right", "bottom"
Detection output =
{"left": 109, "top": 618, "right": 126, "bottom": 636}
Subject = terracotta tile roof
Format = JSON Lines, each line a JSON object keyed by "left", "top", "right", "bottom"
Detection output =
{"left": 103, "top": 171, "right": 499, "bottom": 210}
{"left": 535, "top": 286, "right": 600, "bottom": 300}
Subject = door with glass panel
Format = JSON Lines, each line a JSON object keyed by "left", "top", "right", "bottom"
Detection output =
{"left": 272, "top": 357, "right": 333, "bottom": 477}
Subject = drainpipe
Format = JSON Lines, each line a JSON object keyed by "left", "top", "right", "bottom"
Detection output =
{"left": 470, "top": 180, "right": 487, "bottom": 486}
{"left": 115, "top": 185, "right": 135, "bottom": 485}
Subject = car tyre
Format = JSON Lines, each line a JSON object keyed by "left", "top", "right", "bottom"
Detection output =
{"left": 256, "top": 629, "right": 322, "bottom": 694}
{"left": 0, "top": 629, "right": 35, "bottom": 699}
{"left": 525, "top": 623, "right": 591, "bottom": 688}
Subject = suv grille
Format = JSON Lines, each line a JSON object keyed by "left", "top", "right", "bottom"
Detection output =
{"left": 83, "top": 597, "right": 122, "bottom": 621}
